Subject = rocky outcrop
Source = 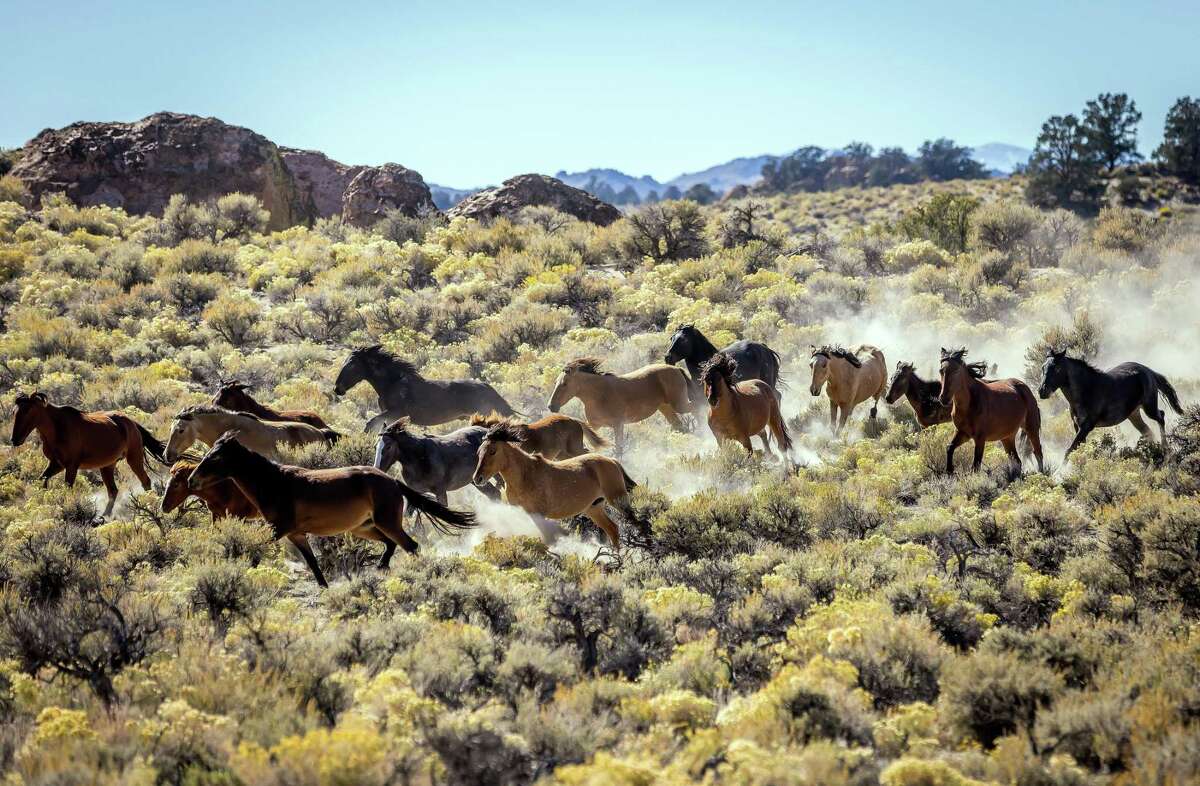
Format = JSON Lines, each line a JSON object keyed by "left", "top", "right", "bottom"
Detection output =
{"left": 447, "top": 174, "right": 621, "bottom": 226}
{"left": 340, "top": 164, "right": 438, "bottom": 227}
{"left": 11, "top": 112, "right": 309, "bottom": 229}
{"left": 280, "top": 147, "right": 364, "bottom": 219}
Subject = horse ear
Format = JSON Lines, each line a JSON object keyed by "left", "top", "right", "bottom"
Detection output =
{"left": 32, "top": 392, "right": 47, "bottom": 403}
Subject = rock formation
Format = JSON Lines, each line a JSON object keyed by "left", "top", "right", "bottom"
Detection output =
{"left": 447, "top": 174, "right": 621, "bottom": 226}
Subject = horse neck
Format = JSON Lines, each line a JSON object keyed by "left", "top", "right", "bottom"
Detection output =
{"left": 570, "top": 373, "right": 614, "bottom": 404}
{"left": 223, "top": 450, "right": 284, "bottom": 514}
{"left": 711, "top": 378, "right": 741, "bottom": 417}
{"left": 827, "top": 359, "right": 854, "bottom": 391}
{"left": 204, "top": 412, "right": 247, "bottom": 441}
{"left": 493, "top": 443, "right": 539, "bottom": 488}
{"left": 1063, "top": 359, "right": 1102, "bottom": 397}
{"left": 950, "top": 372, "right": 981, "bottom": 409}
{"left": 239, "top": 398, "right": 275, "bottom": 419}
{"left": 686, "top": 335, "right": 718, "bottom": 367}
{"left": 28, "top": 404, "right": 62, "bottom": 441}
{"left": 910, "top": 373, "right": 939, "bottom": 403}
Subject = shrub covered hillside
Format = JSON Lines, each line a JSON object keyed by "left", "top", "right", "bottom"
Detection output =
{"left": 1, "top": 185, "right": 1200, "bottom": 786}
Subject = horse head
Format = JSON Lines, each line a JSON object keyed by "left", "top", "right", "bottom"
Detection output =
{"left": 937, "top": 347, "right": 980, "bottom": 406}
{"left": 885, "top": 361, "right": 915, "bottom": 405}
{"left": 188, "top": 431, "right": 246, "bottom": 491}
{"left": 700, "top": 353, "right": 738, "bottom": 406}
{"left": 473, "top": 423, "right": 522, "bottom": 485}
{"left": 10, "top": 391, "right": 48, "bottom": 447}
{"left": 808, "top": 347, "right": 830, "bottom": 397}
{"left": 664, "top": 324, "right": 699, "bottom": 366}
{"left": 1038, "top": 348, "right": 1069, "bottom": 400}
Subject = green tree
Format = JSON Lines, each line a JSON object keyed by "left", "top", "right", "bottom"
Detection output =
{"left": 614, "top": 185, "right": 641, "bottom": 206}
{"left": 915, "top": 138, "right": 988, "bottom": 181}
{"left": 1156, "top": 96, "right": 1200, "bottom": 184}
{"left": 1082, "top": 92, "right": 1142, "bottom": 171}
{"left": 867, "top": 146, "right": 915, "bottom": 187}
{"left": 683, "top": 182, "right": 717, "bottom": 205}
{"left": 1025, "top": 114, "right": 1105, "bottom": 211}
{"left": 896, "top": 192, "right": 981, "bottom": 253}
{"left": 760, "top": 146, "right": 827, "bottom": 192}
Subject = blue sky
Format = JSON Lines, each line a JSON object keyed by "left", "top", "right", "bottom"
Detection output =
{"left": 2, "top": 0, "right": 1196, "bottom": 187}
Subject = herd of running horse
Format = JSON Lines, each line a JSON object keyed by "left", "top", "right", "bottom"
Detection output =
{"left": 6, "top": 324, "right": 1185, "bottom": 586}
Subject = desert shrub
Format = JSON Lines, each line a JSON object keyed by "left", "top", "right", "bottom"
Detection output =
{"left": 972, "top": 200, "right": 1040, "bottom": 260}
{"left": 203, "top": 293, "right": 264, "bottom": 346}
{"left": 896, "top": 192, "right": 980, "bottom": 253}
{"left": 1023, "top": 310, "right": 1101, "bottom": 383}
{"left": 171, "top": 239, "right": 238, "bottom": 274}
{"left": 885, "top": 240, "right": 951, "bottom": 273}
{"left": 159, "top": 194, "right": 218, "bottom": 244}
{"left": 216, "top": 192, "right": 270, "bottom": 239}
{"left": 621, "top": 202, "right": 708, "bottom": 263}
{"left": 938, "top": 649, "right": 1062, "bottom": 748}
{"left": 546, "top": 572, "right": 670, "bottom": 677}
{"left": 1091, "top": 206, "right": 1161, "bottom": 254}
{"left": 0, "top": 174, "right": 30, "bottom": 206}
{"left": 374, "top": 206, "right": 444, "bottom": 245}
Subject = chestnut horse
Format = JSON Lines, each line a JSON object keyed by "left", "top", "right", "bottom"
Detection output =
{"left": 885, "top": 361, "right": 951, "bottom": 428}
{"left": 473, "top": 422, "right": 637, "bottom": 548}
{"left": 938, "top": 348, "right": 1044, "bottom": 473}
{"left": 547, "top": 357, "right": 694, "bottom": 455}
{"left": 188, "top": 433, "right": 476, "bottom": 587}
{"left": 10, "top": 392, "right": 167, "bottom": 516}
{"left": 809, "top": 345, "right": 887, "bottom": 432}
{"left": 161, "top": 459, "right": 260, "bottom": 520}
{"left": 470, "top": 412, "right": 608, "bottom": 460}
{"left": 212, "top": 380, "right": 332, "bottom": 430}
{"left": 700, "top": 354, "right": 792, "bottom": 460}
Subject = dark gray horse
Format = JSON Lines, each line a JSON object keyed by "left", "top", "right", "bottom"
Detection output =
{"left": 373, "top": 417, "right": 502, "bottom": 506}
{"left": 664, "top": 324, "right": 783, "bottom": 397}
{"left": 335, "top": 345, "right": 519, "bottom": 432}
{"left": 1038, "top": 349, "right": 1183, "bottom": 457}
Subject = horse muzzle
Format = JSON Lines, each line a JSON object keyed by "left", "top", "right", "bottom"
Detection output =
{"left": 1037, "top": 385, "right": 1052, "bottom": 400}
{"left": 547, "top": 401, "right": 560, "bottom": 414}
{"left": 333, "top": 384, "right": 346, "bottom": 397}
{"left": 664, "top": 352, "right": 679, "bottom": 365}
{"left": 809, "top": 385, "right": 821, "bottom": 397}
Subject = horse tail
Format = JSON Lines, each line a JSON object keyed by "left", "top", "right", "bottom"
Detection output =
{"left": 133, "top": 422, "right": 170, "bottom": 465}
{"left": 397, "top": 483, "right": 477, "bottom": 535}
{"left": 771, "top": 401, "right": 793, "bottom": 454}
{"left": 1017, "top": 381, "right": 1042, "bottom": 443}
{"left": 621, "top": 466, "right": 638, "bottom": 493}
{"left": 321, "top": 428, "right": 342, "bottom": 445}
{"left": 766, "top": 346, "right": 787, "bottom": 390}
{"left": 580, "top": 421, "right": 609, "bottom": 449}
{"left": 1153, "top": 371, "right": 1184, "bottom": 415}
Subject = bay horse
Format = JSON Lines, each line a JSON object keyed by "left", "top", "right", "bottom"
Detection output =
{"left": 809, "top": 345, "right": 887, "bottom": 432}
{"left": 938, "top": 348, "right": 1044, "bottom": 473}
{"left": 165, "top": 405, "right": 338, "bottom": 462}
{"left": 373, "top": 417, "right": 502, "bottom": 505}
{"left": 547, "top": 357, "right": 694, "bottom": 455}
{"left": 188, "top": 432, "right": 476, "bottom": 587}
{"left": 161, "top": 459, "right": 261, "bottom": 520}
{"left": 212, "top": 380, "right": 332, "bottom": 430}
{"left": 885, "top": 361, "right": 952, "bottom": 428}
{"left": 10, "top": 392, "right": 167, "bottom": 516}
{"left": 665, "top": 324, "right": 783, "bottom": 396}
{"left": 1037, "top": 349, "right": 1182, "bottom": 457}
{"left": 334, "top": 345, "right": 518, "bottom": 432}
{"left": 472, "top": 422, "right": 637, "bottom": 548}
{"left": 700, "top": 354, "right": 792, "bottom": 461}
{"left": 470, "top": 412, "right": 608, "bottom": 460}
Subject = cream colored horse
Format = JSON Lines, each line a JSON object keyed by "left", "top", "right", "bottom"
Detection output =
{"left": 808, "top": 345, "right": 887, "bottom": 432}
{"left": 165, "top": 404, "right": 337, "bottom": 462}
{"left": 547, "top": 357, "right": 694, "bottom": 454}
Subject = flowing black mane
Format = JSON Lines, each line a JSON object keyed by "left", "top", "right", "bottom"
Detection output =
{"left": 941, "top": 348, "right": 988, "bottom": 379}
{"left": 813, "top": 345, "right": 863, "bottom": 368}
{"left": 354, "top": 345, "right": 421, "bottom": 378}
{"left": 176, "top": 404, "right": 263, "bottom": 422}
{"left": 563, "top": 357, "right": 612, "bottom": 376}
{"left": 484, "top": 422, "right": 527, "bottom": 443}
{"left": 700, "top": 352, "right": 738, "bottom": 387}
{"left": 672, "top": 324, "right": 718, "bottom": 358}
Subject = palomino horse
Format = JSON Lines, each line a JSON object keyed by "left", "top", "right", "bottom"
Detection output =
{"left": 373, "top": 417, "right": 502, "bottom": 505}
{"left": 700, "top": 354, "right": 792, "bottom": 461}
{"left": 334, "top": 345, "right": 518, "bottom": 432}
{"left": 165, "top": 405, "right": 338, "bottom": 462}
{"left": 938, "top": 348, "right": 1044, "bottom": 473}
{"left": 161, "top": 459, "right": 260, "bottom": 520}
{"left": 1038, "top": 349, "right": 1182, "bottom": 457}
{"left": 188, "top": 432, "right": 476, "bottom": 587}
{"left": 664, "top": 324, "right": 783, "bottom": 397}
{"left": 809, "top": 345, "right": 887, "bottom": 432}
{"left": 473, "top": 422, "right": 637, "bottom": 548}
{"left": 547, "top": 357, "right": 694, "bottom": 455}
{"left": 212, "top": 380, "right": 332, "bottom": 430}
{"left": 470, "top": 412, "right": 608, "bottom": 460}
{"left": 10, "top": 392, "right": 167, "bottom": 516}
{"left": 885, "top": 362, "right": 951, "bottom": 428}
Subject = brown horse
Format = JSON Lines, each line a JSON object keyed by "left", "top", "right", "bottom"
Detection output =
{"left": 472, "top": 423, "right": 637, "bottom": 548}
{"left": 10, "top": 392, "right": 167, "bottom": 516}
{"left": 700, "top": 354, "right": 792, "bottom": 460}
{"left": 470, "top": 412, "right": 608, "bottom": 460}
{"left": 161, "top": 459, "right": 261, "bottom": 519}
{"left": 809, "top": 345, "right": 887, "bottom": 432}
{"left": 885, "top": 362, "right": 952, "bottom": 429}
{"left": 938, "top": 348, "right": 1045, "bottom": 473}
{"left": 547, "top": 357, "right": 694, "bottom": 454}
{"left": 212, "top": 381, "right": 332, "bottom": 430}
{"left": 188, "top": 433, "right": 476, "bottom": 587}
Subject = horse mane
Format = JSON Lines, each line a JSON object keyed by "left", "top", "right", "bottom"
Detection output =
{"left": 484, "top": 422, "right": 527, "bottom": 443}
{"left": 382, "top": 417, "right": 414, "bottom": 437}
{"left": 177, "top": 404, "right": 264, "bottom": 423}
{"left": 564, "top": 357, "right": 611, "bottom": 376}
{"left": 941, "top": 348, "right": 988, "bottom": 379}
{"left": 700, "top": 353, "right": 738, "bottom": 387}
{"left": 216, "top": 379, "right": 250, "bottom": 393}
{"left": 672, "top": 323, "right": 718, "bottom": 354}
{"left": 170, "top": 459, "right": 199, "bottom": 474}
{"left": 813, "top": 344, "right": 863, "bottom": 368}
{"left": 470, "top": 413, "right": 530, "bottom": 440}
{"left": 353, "top": 345, "right": 420, "bottom": 377}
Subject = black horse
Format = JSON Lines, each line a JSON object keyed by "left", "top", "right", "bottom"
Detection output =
{"left": 664, "top": 324, "right": 782, "bottom": 396}
{"left": 1038, "top": 349, "right": 1183, "bottom": 456}
{"left": 884, "top": 361, "right": 951, "bottom": 428}
{"left": 374, "top": 418, "right": 502, "bottom": 506}
{"left": 335, "top": 345, "right": 519, "bottom": 432}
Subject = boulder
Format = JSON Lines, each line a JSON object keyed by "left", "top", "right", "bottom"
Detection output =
{"left": 340, "top": 164, "right": 438, "bottom": 227}
{"left": 280, "top": 147, "right": 364, "bottom": 219}
{"left": 11, "top": 112, "right": 309, "bottom": 229}
{"left": 447, "top": 174, "right": 621, "bottom": 226}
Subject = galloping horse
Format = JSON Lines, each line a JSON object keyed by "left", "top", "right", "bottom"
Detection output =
{"left": 188, "top": 433, "right": 476, "bottom": 587}
{"left": 700, "top": 354, "right": 792, "bottom": 460}
{"left": 10, "top": 392, "right": 167, "bottom": 516}
{"left": 161, "top": 459, "right": 260, "bottom": 520}
{"left": 212, "top": 381, "right": 332, "bottom": 430}
{"left": 885, "top": 362, "right": 952, "bottom": 428}
{"left": 473, "top": 422, "right": 637, "bottom": 548}
{"left": 809, "top": 345, "right": 887, "bottom": 432}
{"left": 334, "top": 345, "right": 518, "bottom": 432}
{"left": 547, "top": 357, "right": 694, "bottom": 455}
{"left": 165, "top": 405, "right": 338, "bottom": 462}
{"left": 938, "top": 348, "right": 1044, "bottom": 473}
{"left": 470, "top": 412, "right": 608, "bottom": 460}
{"left": 665, "top": 324, "right": 783, "bottom": 396}
{"left": 1038, "top": 349, "right": 1182, "bottom": 456}
{"left": 373, "top": 417, "right": 502, "bottom": 505}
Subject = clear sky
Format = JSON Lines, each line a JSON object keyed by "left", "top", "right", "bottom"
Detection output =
{"left": 2, "top": 0, "right": 1196, "bottom": 187}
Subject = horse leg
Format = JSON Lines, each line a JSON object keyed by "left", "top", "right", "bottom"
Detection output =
{"left": 945, "top": 430, "right": 968, "bottom": 474}
{"left": 972, "top": 438, "right": 987, "bottom": 471}
{"left": 586, "top": 505, "right": 621, "bottom": 549}
{"left": 530, "top": 514, "right": 561, "bottom": 545}
{"left": 1064, "top": 417, "right": 1097, "bottom": 457}
{"left": 99, "top": 465, "right": 119, "bottom": 517}
{"left": 828, "top": 400, "right": 838, "bottom": 430}
{"left": 286, "top": 533, "right": 329, "bottom": 588}
{"left": 1001, "top": 436, "right": 1021, "bottom": 470}
{"left": 737, "top": 435, "right": 754, "bottom": 456}
{"left": 371, "top": 497, "right": 420, "bottom": 556}
{"left": 125, "top": 443, "right": 153, "bottom": 491}
{"left": 837, "top": 404, "right": 851, "bottom": 433}
{"left": 40, "top": 459, "right": 63, "bottom": 487}
{"left": 612, "top": 423, "right": 625, "bottom": 458}
{"left": 63, "top": 464, "right": 79, "bottom": 487}
{"left": 757, "top": 431, "right": 776, "bottom": 459}
{"left": 659, "top": 405, "right": 688, "bottom": 433}
{"left": 365, "top": 408, "right": 405, "bottom": 435}
{"left": 1141, "top": 401, "right": 1168, "bottom": 448}
{"left": 1025, "top": 428, "right": 1046, "bottom": 474}
{"left": 352, "top": 526, "right": 397, "bottom": 570}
